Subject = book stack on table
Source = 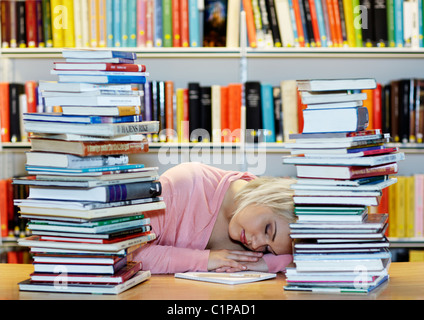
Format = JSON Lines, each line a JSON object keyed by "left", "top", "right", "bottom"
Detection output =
{"left": 15, "top": 49, "right": 163, "bottom": 295}
{"left": 282, "top": 78, "right": 405, "bottom": 294}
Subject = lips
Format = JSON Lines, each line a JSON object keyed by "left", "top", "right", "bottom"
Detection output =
{"left": 240, "top": 229, "right": 248, "bottom": 245}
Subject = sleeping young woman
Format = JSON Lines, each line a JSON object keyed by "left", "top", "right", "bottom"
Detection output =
{"left": 133, "top": 162, "right": 296, "bottom": 274}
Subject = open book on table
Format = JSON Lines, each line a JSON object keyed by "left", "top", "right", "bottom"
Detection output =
{"left": 174, "top": 271, "right": 277, "bottom": 285}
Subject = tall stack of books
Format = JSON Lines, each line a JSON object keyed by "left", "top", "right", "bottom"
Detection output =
{"left": 15, "top": 49, "right": 163, "bottom": 295}
{"left": 282, "top": 78, "right": 405, "bottom": 294}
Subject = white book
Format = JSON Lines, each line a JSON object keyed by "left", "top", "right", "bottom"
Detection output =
{"left": 293, "top": 259, "right": 386, "bottom": 272}
{"left": 51, "top": 70, "right": 148, "bottom": 76}
{"left": 175, "top": 271, "right": 276, "bottom": 285}
{"left": 43, "top": 95, "right": 142, "bottom": 107}
{"left": 274, "top": 0, "right": 295, "bottom": 47}
{"left": 297, "top": 78, "right": 377, "bottom": 92}
{"left": 304, "top": 101, "right": 364, "bottom": 109}
{"left": 19, "top": 270, "right": 151, "bottom": 295}
{"left": 73, "top": 0, "right": 83, "bottom": 47}
{"left": 293, "top": 196, "right": 379, "bottom": 206}
{"left": 290, "top": 178, "right": 397, "bottom": 192}
{"left": 39, "top": 81, "right": 133, "bottom": 92}
{"left": 211, "top": 85, "right": 221, "bottom": 143}
{"left": 23, "top": 120, "right": 159, "bottom": 137}
{"left": 301, "top": 92, "right": 368, "bottom": 105}
{"left": 26, "top": 152, "right": 129, "bottom": 168}
{"left": 226, "top": 0, "right": 241, "bottom": 47}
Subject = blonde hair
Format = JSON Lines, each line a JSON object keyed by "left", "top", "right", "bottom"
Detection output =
{"left": 233, "top": 177, "right": 297, "bottom": 223}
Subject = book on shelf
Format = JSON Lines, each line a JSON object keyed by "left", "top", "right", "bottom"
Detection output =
{"left": 297, "top": 78, "right": 377, "bottom": 91}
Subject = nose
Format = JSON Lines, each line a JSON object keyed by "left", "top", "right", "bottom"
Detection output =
{"left": 250, "top": 234, "right": 267, "bottom": 252}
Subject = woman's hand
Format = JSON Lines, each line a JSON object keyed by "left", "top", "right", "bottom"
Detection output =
{"left": 207, "top": 249, "right": 264, "bottom": 272}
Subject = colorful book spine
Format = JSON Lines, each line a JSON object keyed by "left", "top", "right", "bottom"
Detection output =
{"left": 98, "top": 0, "right": 108, "bottom": 47}
{"left": 162, "top": 0, "right": 173, "bottom": 47}
{"left": 89, "top": 0, "right": 98, "bottom": 47}
{"left": 113, "top": 0, "right": 122, "bottom": 46}
{"left": 314, "top": 0, "right": 328, "bottom": 46}
{"left": 50, "top": 0, "right": 64, "bottom": 47}
{"left": 120, "top": 0, "right": 129, "bottom": 47}
{"left": 155, "top": 0, "right": 163, "bottom": 46}
{"left": 172, "top": 0, "right": 181, "bottom": 47}
{"left": 137, "top": 0, "right": 147, "bottom": 47}
{"left": 352, "top": 0, "right": 363, "bottom": 47}
{"left": 106, "top": 0, "right": 114, "bottom": 47}
{"left": 394, "top": 0, "right": 404, "bottom": 46}
{"left": 261, "top": 83, "right": 276, "bottom": 142}
{"left": 180, "top": 0, "right": 190, "bottom": 47}
{"left": 63, "top": 0, "right": 76, "bottom": 47}
{"left": 128, "top": 0, "right": 137, "bottom": 46}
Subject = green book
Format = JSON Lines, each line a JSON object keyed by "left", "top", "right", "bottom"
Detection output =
{"left": 162, "top": 0, "right": 173, "bottom": 47}
{"left": 352, "top": 0, "right": 363, "bottom": 47}
{"left": 42, "top": 0, "right": 53, "bottom": 47}
{"left": 386, "top": 0, "right": 395, "bottom": 47}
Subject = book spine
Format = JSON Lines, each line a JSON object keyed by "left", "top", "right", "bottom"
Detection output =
{"left": 106, "top": 0, "right": 114, "bottom": 47}
{"left": 252, "top": 0, "right": 265, "bottom": 48}
{"left": 165, "top": 81, "right": 175, "bottom": 141}
{"left": 259, "top": 0, "right": 275, "bottom": 47}
{"left": 386, "top": 0, "right": 395, "bottom": 46}
{"left": 245, "top": 81, "right": 262, "bottom": 141}
{"left": 228, "top": 83, "right": 242, "bottom": 142}
{"left": 352, "top": 0, "right": 363, "bottom": 47}
{"left": 342, "top": 0, "right": 356, "bottom": 46}
{"left": 211, "top": 85, "right": 221, "bottom": 142}
{"left": 88, "top": 0, "right": 98, "bottom": 46}
{"left": 50, "top": 0, "right": 64, "bottom": 47}
{"left": 121, "top": 0, "right": 129, "bottom": 46}
{"left": 145, "top": 0, "right": 154, "bottom": 46}
{"left": 1, "top": 1, "right": 10, "bottom": 48}
{"left": 292, "top": 0, "right": 306, "bottom": 46}
{"left": 373, "top": 0, "right": 388, "bottom": 46}
{"left": 162, "top": 0, "right": 173, "bottom": 47}
{"left": 82, "top": 141, "right": 149, "bottom": 156}
{"left": 9, "top": 0, "right": 17, "bottom": 48}
{"left": 25, "top": 0, "right": 38, "bottom": 48}
{"left": 314, "top": 0, "right": 328, "bottom": 46}
{"left": 307, "top": 0, "right": 321, "bottom": 46}
{"left": 415, "top": 174, "right": 424, "bottom": 237}
{"left": 0, "top": 180, "right": 9, "bottom": 237}
{"left": 9, "top": 83, "right": 24, "bottom": 143}
{"left": 80, "top": 0, "right": 90, "bottom": 46}
{"left": 137, "top": 0, "right": 147, "bottom": 47}
{"left": 107, "top": 181, "right": 161, "bottom": 202}
{"left": 128, "top": 0, "right": 137, "bottom": 46}
{"left": 242, "top": 0, "right": 257, "bottom": 47}
{"left": 180, "top": 0, "right": 190, "bottom": 47}
{"left": 113, "top": 0, "right": 122, "bottom": 46}
{"left": 261, "top": 83, "right": 276, "bottom": 142}
{"left": 266, "top": 0, "right": 282, "bottom": 47}
{"left": 17, "top": 0, "right": 27, "bottom": 48}
{"left": 394, "top": 0, "right": 404, "bottom": 46}
{"left": 220, "top": 86, "right": 229, "bottom": 142}
{"left": 0, "top": 83, "right": 10, "bottom": 142}
{"left": 172, "top": 0, "right": 181, "bottom": 46}
{"left": 188, "top": 82, "right": 201, "bottom": 142}
{"left": 25, "top": 81, "right": 38, "bottom": 113}
{"left": 155, "top": 0, "right": 163, "bottom": 46}
{"left": 98, "top": 0, "right": 108, "bottom": 47}
{"left": 73, "top": 0, "right": 83, "bottom": 47}
{"left": 63, "top": 0, "right": 76, "bottom": 47}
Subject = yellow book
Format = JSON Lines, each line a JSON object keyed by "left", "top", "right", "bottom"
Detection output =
{"left": 405, "top": 175, "right": 415, "bottom": 238}
{"left": 51, "top": 0, "right": 65, "bottom": 47}
{"left": 342, "top": 0, "right": 356, "bottom": 47}
{"left": 176, "top": 88, "right": 184, "bottom": 143}
{"left": 396, "top": 176, "right": 406, "bottom": 238}
{"left": 63, "top": 0, "right": 75, "bottom": 47}
{"left": 388, "top": 182, "right": 397, "bottom": 237}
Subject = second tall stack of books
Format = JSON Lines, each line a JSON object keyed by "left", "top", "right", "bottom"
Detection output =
{"left": 15, "top": 49, "right": 163, "bottom": 295}
{"left": 283, "top": 78, "right": 405, "bottom": 294}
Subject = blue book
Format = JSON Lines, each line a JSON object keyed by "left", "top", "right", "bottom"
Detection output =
{"left": 313, "top": 0, "right": 327, "bottom": 47}
{"left": 188, "top": 0, "right": 200, "bottom": 46}
{"left": 57, "top": 75, "right": 147, "bottom": 84}
{"left": 144, "top": 81, "right": 152, "bottom": 121}
{"left": 113, "top": 0, "right": 122, "bottom": 46}
{"left": 121, "top": 0, "right": 129, "bottom": 47}
{"left": 128, "top": 0, "right": 137, "bottom": 46}
{"left": 106, "top": 0, "right": 114, "bottom": 47}
{"left": 260, "top": 84, "right": 276, "bottom": 143}
{"left": 418, "top": 0, "right": 423, "bottom": 47}
{"left": 23, "top": 113, "right": 143, "bottom": 124}
{"left": 394, "top": 0, "right": 404, "bottom": 47}
{"left": 155, "top": 0, "right": 163, "bottom": 46}
{"left": 25, "top": 163, "right": 145, "bottom": 173}
{"left": 288, "top": 0, "right": 300, "bottom": 47}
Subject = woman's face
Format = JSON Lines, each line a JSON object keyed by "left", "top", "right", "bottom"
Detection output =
{"left": 228, "top": 205, "right": 292, "bottom": 255}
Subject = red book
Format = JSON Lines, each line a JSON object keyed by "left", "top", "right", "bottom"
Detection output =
{"left": 0, "top": 180, "right": 9, "bottom": 237}
{"left": 292, "top": 0, "right": 306, "bottom": 47}
{"left": 53, "top": 62, "right": 147, "bottom": 72}
{"left": 25, "top": 81, "right": 38, "bottom": 113}
{"left": 146, "top": 0, "right": 154, "bottom": 47}
{"left": 136, "top": 0, "right": 147, "bottom": 47}
{"left": 227, "top": 83, "right": 242, "bottom": 142}
{"left": 242, "top": 0, "right": 257, "bottom": 47}
{"left": 373, "top": 83, "right": 383, "bottom": 130}
{"left": 25, "top": 0, "right": 38, "bottom": 47}
{"left": 172, "top": 0, "right": 181, "bottom": 47}
{"left": 179, "top": 0, "right": 189, "bottom": 47}
{"left": 1, "top": 0, "right": 10, "bottom": 48}
{"left": 0, "top": 82, "right": 10, "bottom": 142}
{"left": 325, "top": 0, "right": 338, "bottom": 46}
{"left": 308, "top": 0, "right": 322, "bottom": 47}
{"left": 165, "top": 80, "right": 174, "bottom": 141}
{"left": 297, "top": 89, "right": 306, "bottom": 133}
{"left": 220, "top": 86, "right": 229, "bottom": 142}
{"left": 331, "top": 0, "right": 343, "bottom": 46}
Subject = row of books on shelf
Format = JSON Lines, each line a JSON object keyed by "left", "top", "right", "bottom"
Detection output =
{"left": 1, "top": 0, "right": 424, "bottom": 50}
{"left": 1, "top": 77, "right": 424, "bottom": 144}
{"left": 0, "top": 248, "right": 32, "bottom": 264}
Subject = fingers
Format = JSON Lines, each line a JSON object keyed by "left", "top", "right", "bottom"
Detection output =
{"left": 226, "top": 251, "right": 263, "bottom": 262}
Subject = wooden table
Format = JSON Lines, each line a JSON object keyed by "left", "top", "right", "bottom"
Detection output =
{"left": 1, "top": 262, "right": 423, "bottom": 301}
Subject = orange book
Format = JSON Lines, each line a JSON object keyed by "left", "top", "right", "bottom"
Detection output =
{"left": 227, "top": 83, "right": 242, "bottom": 142}
{"left": 25, "top": 81, "right": 38, "bottom": 113}
{"left": 331, "top": 0, "right": 343, "bottom": 46}
{"left": 362, "top": 89, "right": 374, "bottom": 130}
{"left": 325, "top": 0, "right": 338, "bottom": 47}
{"left": 242, "top": 0, "right": 257, "bottom": 48}
{"left": 172, "top": 0, "right": 181, "bottom": 47}
{"left": 0, "top": 82, "right": 10, "bottom": 142}
{"left": 165, "top": 81, "right": 175, "bottom": 141}
{"left": 220, "top": 86, "right": 229, "bottom": 142}
{"left": 292, "top": 0, "right": 305, "bottom": 47}
{"left": 373, "top": 83, "right": 382, "bottom": 130}
{"left": 297, "top": 89, "right": 306, "bottom": 133}
{"left": 308, "top": 0, "right": 322, "bottom": 47}
{"left": 180, "top": 0, "right": 189, "bottom": 47}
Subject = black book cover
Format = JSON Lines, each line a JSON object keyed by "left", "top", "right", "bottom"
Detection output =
{"left": 398, "top": 79, "right": 412, "bottom": 143}
{"left": 273, "top": 86, "right": 283, "bottom": 143}
{"left": 416, "top": 80, "right": 424, "bottom": 143}
{"left": 9, "top": 83, "right": 24, "bottom": 143}
{"left": 200, "top": 86, "right": 212, "bottom": 142}
{"left": 265, "top": 0, "right": 282, "bottom": 47}
{"left": 372, "top": 0, "right": 387, "bottom": 46}
{"left": 390, "top": 80, "right": 400, "bottom": 142}
{"left": 150, "top": 80, "right": 159, "bottom": 142}
{"left": 381, "top": 84, "right": 391, "bottom": 135}
{"left": 188, "top": 82, "right": 201, "bottom": 142}
{"left": 203, "top": 0, "right": 227, "bottom": 47}
{"left": 157, "top": 81, "right": 166, "bottom": 142}
{"left": 338, "top": 0, "right": 348, "bottom": 44}
{"left": 245, "top": 81, "right": 262, "bottom": 143}
{"left": 360, "top": 0, "right": 375, "bottom": 46}
{"left": 302, "top": 0, "right": 315, "bottom": 47}
{"left": 298, "top": 0, "right": 310, "bottom": 46}
{"left": 16, "top": 0, "right": 26, "bottom": 48}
